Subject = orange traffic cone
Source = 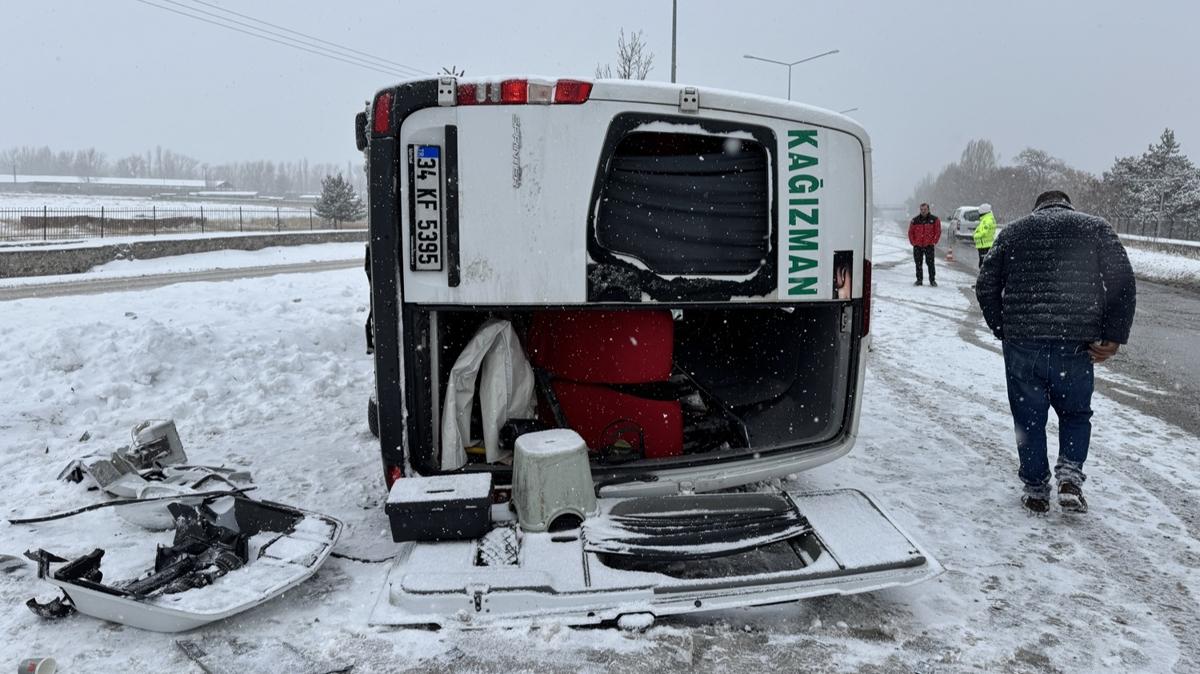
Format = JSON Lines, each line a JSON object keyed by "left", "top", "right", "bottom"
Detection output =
{"left": 946, "top": 247, "right": 955, "bottom": 262}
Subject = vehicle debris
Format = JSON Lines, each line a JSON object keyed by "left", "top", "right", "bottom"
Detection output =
{"left": 56, "top": 419, "right": 252, "bottom": 530}
{"left": 27, "top": 496, "right": 342, "bottom": 632}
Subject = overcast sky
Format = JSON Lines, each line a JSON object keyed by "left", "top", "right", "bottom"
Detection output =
{"left": 5, "top": 0, "right": 1198, "bottom": 204}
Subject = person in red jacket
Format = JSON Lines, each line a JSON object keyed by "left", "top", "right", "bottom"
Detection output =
{"left": 908, "top": 203, "right": 942, "bottom": 286}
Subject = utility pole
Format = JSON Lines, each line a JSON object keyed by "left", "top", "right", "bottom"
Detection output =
{"left": 670, "top": 0, "right": 677, "bottom": 83}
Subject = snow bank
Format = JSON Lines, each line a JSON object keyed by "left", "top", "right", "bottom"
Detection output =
{"left": 0, "top": 242, "right": 364, "bottom": 288}
{"left": 1125, "top": 245, "right": 1200, "bottom": 288}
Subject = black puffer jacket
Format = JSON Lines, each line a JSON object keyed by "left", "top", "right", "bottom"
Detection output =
{"left": 976, "top": 200, "right": 1136, "bottom": 343}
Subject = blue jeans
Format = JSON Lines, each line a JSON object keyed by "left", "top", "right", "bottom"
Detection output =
{"left": 1002, "top": 340, "right": 1095, "bottom": 499}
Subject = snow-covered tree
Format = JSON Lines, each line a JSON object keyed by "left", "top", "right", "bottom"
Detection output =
{"left": 314, "top": 173, "right": 366, "bottom": 226}
{"left": 1104, "top": 129, "right": 1200, "bottom": 222}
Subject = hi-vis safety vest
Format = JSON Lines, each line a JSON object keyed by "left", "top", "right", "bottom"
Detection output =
{"left": 974, "top": 211, "right": 996, "bottom": 249}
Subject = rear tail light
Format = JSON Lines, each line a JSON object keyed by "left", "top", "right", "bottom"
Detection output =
{"left": 384, "top": 464, "right": 404, "bottom": 489}
{"left": 553, "top": 79, "right": 593, "bottom": 104}
{"left": 862, "top": 259, "right": 872, "bottom": 336}
{"left": 454, "top": 79, "right": 592, "bottom": 107}
{"left": 372, "top": 91, "right": 393, "bottom": 134}
{"left": 500, "top": 79, "right": 528, "bottom": 104}
{"left": 526, "top": 81, "right": 554, "bottom": 103}
{"left": 456, "top": 83, "right": 479, "bottom": 105}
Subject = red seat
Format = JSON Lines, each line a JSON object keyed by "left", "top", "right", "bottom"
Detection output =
{"left": 527, "top": 310, "right": 673, "bottom": 384}
{"left": 528, "top": 310, "right": 682, "bottom": 458}
{"left": 551, "top": 381, "right": 683, "bottom": 459}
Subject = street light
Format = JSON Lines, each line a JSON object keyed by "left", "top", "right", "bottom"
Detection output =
{"left": 743, "top": 49, "right": 840, "bottom": 100}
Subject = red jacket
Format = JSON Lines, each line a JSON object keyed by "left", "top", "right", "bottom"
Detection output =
{"left": 908, "top": 213, "right": 942, "bottom": 247}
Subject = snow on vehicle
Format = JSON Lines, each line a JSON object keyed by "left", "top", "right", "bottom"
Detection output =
{"left": 357, "top": 76, "right": 941, "bottom": 627}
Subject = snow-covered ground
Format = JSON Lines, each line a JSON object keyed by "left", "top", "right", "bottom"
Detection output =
{"left": 1, "top": 225, "right": 1198, "bottom": 672}
{"left": 1124, "top": 244, "right": 1200, "bottom": 288}
{"left": 0, "top": 192, "right": 311, "bottom": 212}
{"left": 0, "top": 242, "right": 364, "bottom": 288}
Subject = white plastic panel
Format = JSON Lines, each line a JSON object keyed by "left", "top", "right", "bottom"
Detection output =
{"left": 397, "top": 88, "right": 868, "bottom": 305}
{"left": 370, "top": 488, "right": 940, "bottom": 628}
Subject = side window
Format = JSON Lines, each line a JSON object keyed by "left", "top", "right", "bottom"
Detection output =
{"left": 965, "top": 210, "right": 981, "bottom": 222}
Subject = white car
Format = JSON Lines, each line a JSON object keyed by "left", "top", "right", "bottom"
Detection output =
{"left": 950, "top": 205, "right": 982, "bottom": 239}
{"left": 356, "top": 76, "right": 941, "bottom": 627}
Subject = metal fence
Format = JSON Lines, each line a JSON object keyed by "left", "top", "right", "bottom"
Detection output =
{"left": 0, "top": 206, "right": 365, "bottom": 242}
{"left": 1106, "top": 217, "right": 1200, "bottom": 243}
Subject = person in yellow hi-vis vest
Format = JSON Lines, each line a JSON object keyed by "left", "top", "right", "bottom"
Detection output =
{"left": 974, "top": 203, "right": 997, "bottom": 265}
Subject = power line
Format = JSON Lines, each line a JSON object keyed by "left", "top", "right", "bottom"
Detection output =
{"left": 131, "top": 0, "right": 425, "bottom": 79}
{"left": 183, "top": 0, "right": 426, "bottom": 76}
{"left": 139, "top": 0, "right": 423, "bottom": 77}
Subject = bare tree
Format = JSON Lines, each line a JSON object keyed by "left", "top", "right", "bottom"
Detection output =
{"left": 595, "top": 28, "right": 654, "bottom": 80}
{"left": 72, "top": 148, "right": 107, "bottom": 181}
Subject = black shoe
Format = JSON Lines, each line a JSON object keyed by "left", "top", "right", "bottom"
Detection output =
{"left": 1022, "top": 495, "right": 1050, "bottom": 514}
{"left": 1059, "top": 482, "right": 1088, "bottom": 513}
{"left": 914, "top": 279, "right": 923, "bottom": 286}
{"left": 929, "top": 279, "right": 938, "bottom": 287}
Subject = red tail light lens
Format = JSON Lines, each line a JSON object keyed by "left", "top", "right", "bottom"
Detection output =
{"left": 456, "top": 83, "right": 479, "bottom": 105}
{"left": 500, "top": 79, "right": 528, "bottom": 104}
{"left": 384, "top": 464, "right": 404, "bottom": 489}
{"left": 372, "top": 91, "right": 393, "bottom": 134}
{"left": 862, "top": 259, "right": 872, "bottom": 336}
{"left": 554, "top": 79, "right": 593, "bottom": 104}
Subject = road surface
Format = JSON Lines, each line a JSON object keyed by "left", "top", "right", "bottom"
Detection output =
{"left": 0, "top": 259, "right": 360, "bottom": 301}
{"left": 945, "top": 233, "right": 1200, "bottom": 437}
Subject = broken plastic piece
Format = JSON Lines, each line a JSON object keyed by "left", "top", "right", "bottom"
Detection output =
{"left": 26, "top": 593, "right": 76, "bottom": 619}
{"left": 32, "top": 497, "right": 341, "bottom": 632}
{"left": 115, "top": 502, "right": 252, "bottom": 598}
{"left": 59, "top": 419, "right": 189, "bottom": 492}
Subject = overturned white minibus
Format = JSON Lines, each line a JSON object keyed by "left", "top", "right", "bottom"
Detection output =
{"left": 357, "top": 77, "right": 939, "bottom": 628}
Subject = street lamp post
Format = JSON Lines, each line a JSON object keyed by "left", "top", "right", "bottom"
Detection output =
{"left": 743, "top": 49, "right": 840, "bottom": 100}
{"left": 671, "top": 0, "right": 677, "bottom": 83}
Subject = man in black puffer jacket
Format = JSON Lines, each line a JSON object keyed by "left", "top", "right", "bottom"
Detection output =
{"left": 976, "top": 190, "right": 1136, "bottom": 515}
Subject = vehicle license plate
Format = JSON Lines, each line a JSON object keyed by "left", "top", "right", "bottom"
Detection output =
{"left": 409, "top": 144, "right": 443, "bottom": 272}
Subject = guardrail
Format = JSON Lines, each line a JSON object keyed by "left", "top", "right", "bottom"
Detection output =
{"left": 0, "top": 206, "right": 364, "bottom": 241}
{"left": 1107, "top": 217, "right": 1199, "bottom": 243}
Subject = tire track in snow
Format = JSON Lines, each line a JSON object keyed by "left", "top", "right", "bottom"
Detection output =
{"left": 871, "top": 356, "right": 1200, "bottom": 670}
{"left": 879, "top": 285, "right": 1200, "bottom": 544}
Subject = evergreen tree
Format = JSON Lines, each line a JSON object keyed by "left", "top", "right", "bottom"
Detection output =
{"left": 314, "top": 173, "right": 366, "bottom": 225}
{"left": 1104, "top": 129, "right": 1200, "bottom": 222}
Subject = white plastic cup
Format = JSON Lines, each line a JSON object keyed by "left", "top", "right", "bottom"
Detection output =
{"left": 17, "top": 658, "right": 56, "bottom": 674}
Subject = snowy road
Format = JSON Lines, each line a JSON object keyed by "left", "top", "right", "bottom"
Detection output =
{"left": 1, "top": 226, "right": 1197, "bottom": 672}
{"left": 947, "top": 233, "right": 1200, "bottom": 438}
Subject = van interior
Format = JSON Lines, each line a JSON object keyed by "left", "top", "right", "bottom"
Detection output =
{"left": 411, "top": 304, "right": 857, "bottom": 475}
